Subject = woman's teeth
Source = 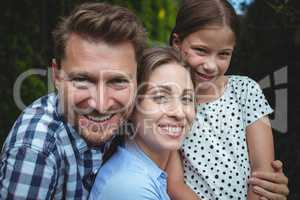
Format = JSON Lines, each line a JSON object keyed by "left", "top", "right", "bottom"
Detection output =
{"left": 160, "top": 125, "right": 183, "bottom": 135}
{"left": 85, "top": 114, "right": 114, "bottom": 122}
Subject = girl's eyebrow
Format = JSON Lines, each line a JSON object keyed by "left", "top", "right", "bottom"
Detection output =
{"left": 222, "top": 48, "right": 234, "bottom": 51}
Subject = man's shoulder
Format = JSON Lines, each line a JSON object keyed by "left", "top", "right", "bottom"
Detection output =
{"left": 3, "top": 93, "right": 65, "bottom": 155}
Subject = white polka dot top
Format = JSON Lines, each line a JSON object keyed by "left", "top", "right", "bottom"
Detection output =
{"left": 181, "top": 76, "right": 273, "bottom": 200}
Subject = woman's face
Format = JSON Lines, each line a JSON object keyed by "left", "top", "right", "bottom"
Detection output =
{"left": 132, "top": 62, "right": 195, "bottom": 153}
{"left": 174, "top": 26, "right": 235, "bottom": 90}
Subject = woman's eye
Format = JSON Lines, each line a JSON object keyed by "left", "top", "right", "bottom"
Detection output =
{"left": 181, "top": 96, "right": 194, "bottom": 105}
{"left": 152, "top": 95, "right": 169, "bottom": 104}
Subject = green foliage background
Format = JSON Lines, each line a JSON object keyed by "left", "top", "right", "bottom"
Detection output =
{"left": 0, "top": 0, "right": 299, "bottom": 198}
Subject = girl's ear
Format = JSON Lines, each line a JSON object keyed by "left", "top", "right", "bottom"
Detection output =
{"left": 171, "top": 33, "right": 182, "bottom": 50}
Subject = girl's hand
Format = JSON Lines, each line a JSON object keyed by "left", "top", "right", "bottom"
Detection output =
{"left": 249, "top": 160, "right": 289, "bottom": 200}
{"left": 166, "top": 151, "right": 200, "bottom": 200}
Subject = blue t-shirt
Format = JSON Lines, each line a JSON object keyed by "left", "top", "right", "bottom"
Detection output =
{"left": 89, "top": 140, "right": 170, "bottom": 200}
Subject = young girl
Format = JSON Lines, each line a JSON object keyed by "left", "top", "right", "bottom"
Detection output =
{"left": 89, "top": 47, "right": 196, "bottom": 200}
{"left": 167, "top": 0, "right": 289, "bottom": 199}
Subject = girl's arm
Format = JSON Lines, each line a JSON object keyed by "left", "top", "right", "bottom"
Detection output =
{"left": 246, "top": 116, "right": 275, "bottom": 200}
{"left": 166, "top": 151, "right": 200, "bottom": 200}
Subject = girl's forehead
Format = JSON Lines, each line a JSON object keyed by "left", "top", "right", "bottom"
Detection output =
{"left": 184, "top": 26, "right": 236, "bottom": 47}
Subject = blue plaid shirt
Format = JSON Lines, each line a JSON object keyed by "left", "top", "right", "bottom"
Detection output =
{"left": 0, "top": 93, "right": 107, "bottom": 199}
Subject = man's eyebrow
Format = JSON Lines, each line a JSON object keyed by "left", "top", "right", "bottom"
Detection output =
{"left": 67, "top": 72, "right": 92, "bottom": 79}
{"left": 110, "top": 73, "right": 133, "bottom": 79}
{"left": 66, "top": 71, "right": 133, "bottom": 79}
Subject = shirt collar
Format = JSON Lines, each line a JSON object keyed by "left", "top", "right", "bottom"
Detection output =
{"left": 125, "top": 140, "right": 167, "bottom": 182}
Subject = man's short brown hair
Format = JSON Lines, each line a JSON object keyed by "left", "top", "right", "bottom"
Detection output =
{"left": 52, "top": 2, "right": 147, "bottom": 67}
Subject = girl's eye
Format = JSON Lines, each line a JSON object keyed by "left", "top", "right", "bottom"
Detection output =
{"left": 219, "top": 52, "right": 232, "bottom": 59}
{"left": 194, "top": 48, "right": 207, "bottom": 55}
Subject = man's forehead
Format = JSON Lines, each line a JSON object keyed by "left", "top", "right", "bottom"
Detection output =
{"left": 66, "top": 68, "right": 135, "bottom": 78}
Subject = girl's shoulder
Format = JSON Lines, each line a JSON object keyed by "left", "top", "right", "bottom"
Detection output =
{"left": 224, "top": 75, "right": 267, "bottom": 105}
{"left": 228, "top": 75, "right": 258, "bottom": 88}
{"left": 227, "top": 75, "right": 262, "bottom": 94}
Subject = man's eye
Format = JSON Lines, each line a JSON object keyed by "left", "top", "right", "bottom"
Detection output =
{"left": 72, "top": 78, "right": 91, "bottom": 89}
{"left": 108, "top": 78, "right": 129, "bottom": 89}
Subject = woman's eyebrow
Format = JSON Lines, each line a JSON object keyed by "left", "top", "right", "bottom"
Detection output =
{"left": 182, "top": 89, "right": 194, "bottom": 95}
{"left": 147, "top": 85, "right": 172, "bottom": 93}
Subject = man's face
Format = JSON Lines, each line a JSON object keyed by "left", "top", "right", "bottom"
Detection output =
{"left": 53, "top": 34, "right": 137, "bottom": 145}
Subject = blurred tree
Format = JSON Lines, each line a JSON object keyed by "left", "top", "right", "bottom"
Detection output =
{"left": 229, "top": 0, "right": 300, "bottom": 198}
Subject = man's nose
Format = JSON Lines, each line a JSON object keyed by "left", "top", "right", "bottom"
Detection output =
{"left": 89, "top": 85, "right": 114, "bottom": 113}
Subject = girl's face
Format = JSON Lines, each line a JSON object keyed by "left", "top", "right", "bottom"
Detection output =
{"left": 132, "top": 62, "right": 195, "bottom": 153}
{"left": 174, "top": 26, "right": 235, "bottom": 90}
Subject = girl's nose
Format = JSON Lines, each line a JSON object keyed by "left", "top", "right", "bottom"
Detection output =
{"left": 203, "top": 58, "right": 217, "bottom": 74}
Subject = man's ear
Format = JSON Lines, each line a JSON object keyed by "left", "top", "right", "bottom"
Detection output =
{"left": 51, "top": 58, "right": 60, "bottom": 89}
{"left": 171, "top": 33, "right": 182, "bottom": 50}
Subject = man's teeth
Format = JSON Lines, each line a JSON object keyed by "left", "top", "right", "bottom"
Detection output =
{"left": 85, "top": 114, "right": 113, "bottom": 122}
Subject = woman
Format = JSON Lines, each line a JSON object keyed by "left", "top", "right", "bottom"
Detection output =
{"left": 89, "top": 47, "right": 195, "bottom": 200}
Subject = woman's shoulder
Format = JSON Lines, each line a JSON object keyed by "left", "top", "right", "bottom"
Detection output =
{"left": 91, "top": 147, "right": 157, "bottom": 199}
{"left": 101, "top": 145, "right": 146, "bottom": 174}
{"left": 95, "top": 167, "right": 160, "bottom": 200}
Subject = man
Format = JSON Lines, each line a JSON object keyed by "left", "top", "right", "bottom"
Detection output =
{"left": 0, "top": 2, "right": 146, "bottom": 199}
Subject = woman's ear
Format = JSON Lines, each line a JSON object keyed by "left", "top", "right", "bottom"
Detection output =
{"left": 171, "top": 33, "right": 182, "bottom": 50}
